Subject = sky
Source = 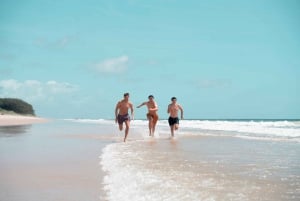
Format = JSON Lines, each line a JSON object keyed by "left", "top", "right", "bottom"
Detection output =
{"left": 0, "top": 0, "right": 299, "bottom": 119}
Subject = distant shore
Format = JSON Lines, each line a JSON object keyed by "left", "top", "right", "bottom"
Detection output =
{"left": 0, "top": 114, "right": 48, "bottom": 126}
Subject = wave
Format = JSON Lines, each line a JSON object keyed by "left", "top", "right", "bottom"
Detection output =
{"left": 178, "top": 120, "right": 300, "bottom": 138}
{"left": 62, "top": 118, "right": 113, "bottom": 124}
{"left": 62, "top": 118, "right": 300, "bottom": 140}
{"left": 100, "top": 143, "right": 219, "bottom": 201}
{"left": 99, "top": 120, "right": 300, "bottom": 201}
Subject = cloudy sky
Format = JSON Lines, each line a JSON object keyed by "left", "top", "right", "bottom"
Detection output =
{"left": 0, "top": 0, "right": 299, "bottom": 119}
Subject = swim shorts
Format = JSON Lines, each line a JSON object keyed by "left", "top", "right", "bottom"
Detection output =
{"left": 147, "top": 113, "right": 159, "bottom": 123}
{"left": 168, "top": 116, "right": 179, "bottom": 126}
{"left": 117, "top": 113, "right": 130, "bottom": 124}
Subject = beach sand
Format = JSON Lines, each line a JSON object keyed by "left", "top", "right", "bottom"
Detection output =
{"left": 1, "top": 119, "right": 299, "bottom": 201}
{"left": 0, "top": 114, "right": 48, "bottom": 126}
{"left": 0, "top": 119, "right": 112, "bottom": 201}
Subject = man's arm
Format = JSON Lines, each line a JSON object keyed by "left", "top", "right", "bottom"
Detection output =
{"left": 137, "top": 102, "right": 146, "bottom": 108}
{"left": 130, "top": 103, "right": 134, "bottom": 120}
{"left": 167, "top": 104, "right": 170, "bottom": 114}
{"left": 115, "top": 102, "right": 119, "bottom": 122}
{"left": 179, "top": 104, "right": 184, "bottom": 119}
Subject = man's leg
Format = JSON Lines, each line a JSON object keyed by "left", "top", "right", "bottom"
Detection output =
{"left": 170, "top": 125, "right": 175, "bottom": 137}
{"left": 124, "top": 120, "right": 130, "bottom": 142}
{"left": 152, "top": 116, "right": 158, "bottom": 135}
{"left": 118, "top": 123, "right": 123, "bottom": 131}
{"left": 148, "top": 116, "right": 153, "bottom": 136}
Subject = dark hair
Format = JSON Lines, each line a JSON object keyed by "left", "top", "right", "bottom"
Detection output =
{"left": 171, "top": 97, "right": 177, "bottom": 101}
{"left": 124, "top": 93, "right": 129, "bottom": 97}
{"left": 148, "top": 95, "right": 154, "bottom": 99}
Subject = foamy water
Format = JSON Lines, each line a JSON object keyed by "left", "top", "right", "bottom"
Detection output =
{"left": 66, "top": 119, "right": 300, "bottom": 141}
{"left": 100, "top": 142, "right": 213, "bottom": 201}
{"left": 94, "top": 119, "right": 300, "bottom": 201}
{"left": 100, "top": 139, "right": 299, "bottom": 201}
{"left": 66, "top": 118, "right": 300, "bottom": 200}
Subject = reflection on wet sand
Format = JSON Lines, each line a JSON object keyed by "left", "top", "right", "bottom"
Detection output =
{"left": 0, "top": 125, "right": 32, "bottom": 136}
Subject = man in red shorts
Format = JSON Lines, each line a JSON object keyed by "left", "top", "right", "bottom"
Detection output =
{"left": 137, "top": 95, "right": 159, "bottom": 137}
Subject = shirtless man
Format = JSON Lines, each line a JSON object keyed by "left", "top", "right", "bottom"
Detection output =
{"left": 167, "top": 97, "right": 184, "bottom": 137}
{"left": 115, "top": 93, "right": 134, "bottom": 142}
{"left": 137, "top": 95, "right": 159, "bottom": 136}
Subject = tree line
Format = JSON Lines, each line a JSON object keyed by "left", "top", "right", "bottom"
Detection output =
{"left": 0, "top": 98, "right": 35, "bottom": 116}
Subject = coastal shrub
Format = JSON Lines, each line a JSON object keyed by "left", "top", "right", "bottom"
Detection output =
{"left": 0, "top": 98, "right": 35, "bottom": 115}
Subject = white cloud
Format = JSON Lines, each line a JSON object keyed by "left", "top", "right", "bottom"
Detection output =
{"left": 55, "top": 36, "right": 73, "bottom": 48}
{"left": 93, "top": 55, "right": 129, "bottom": 74}
{"left": 0, "top": 79, "right": 78, "bottom": 102}
{"left": 34, "top": 36, "right": 73, "bottom": 49}
{"left": 46, "top": 80, "right": 77, "bottom": 93}
{"left": 0, "top": 79, "right": 22, "bottom": 91}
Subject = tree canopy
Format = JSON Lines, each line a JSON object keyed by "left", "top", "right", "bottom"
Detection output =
{"left": 0, "top": 98, "right": 35, "bottom": 116}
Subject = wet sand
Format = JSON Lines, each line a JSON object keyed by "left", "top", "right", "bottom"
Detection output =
{"left": 1, "top": 119, "right": 299, "bottom": 201}
{"left": 101, "top": 134, "right": 300, "bottom": 201}
{"left": 0, "top": 120, "right": 112, "bottom": 201}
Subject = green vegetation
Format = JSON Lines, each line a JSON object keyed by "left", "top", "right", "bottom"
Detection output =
{"left": 0, "top": 98, "right": 35, "bottom": 116}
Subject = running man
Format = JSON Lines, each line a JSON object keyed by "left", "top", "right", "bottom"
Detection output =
{"left": 167, "top": 97, "right": 184, "bottom": 137}
{"left": 137, "top": 95, "right": 159, "bottom": 136}
{"left": 115, "top": 93, "right": 134, "bottom": 142}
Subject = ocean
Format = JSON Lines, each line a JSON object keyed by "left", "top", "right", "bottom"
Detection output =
{"left": 94, "top": 119, "right": 299, "bottom": 201}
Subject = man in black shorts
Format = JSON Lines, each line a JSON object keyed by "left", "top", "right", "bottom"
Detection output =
{"left": 167, "top": 97, "right": 184, "bottom": 137}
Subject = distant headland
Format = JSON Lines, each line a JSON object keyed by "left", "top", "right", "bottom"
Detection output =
{"left": 0, "top": 98, "right": 35, "bottom": 116}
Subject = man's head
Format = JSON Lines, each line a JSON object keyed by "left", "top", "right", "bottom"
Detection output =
{"left": 171, "top": 97, "right": 177, "bottom": 101}
{"left": 124, "top": 93, "right": 129, "bottom": 98}
{"left": 148, "top": 95, "right": 154, "bottom": 99}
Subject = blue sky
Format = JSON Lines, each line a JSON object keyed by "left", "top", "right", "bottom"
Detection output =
{"left": 0, "top": 0, "right": 299, "bottom": 119}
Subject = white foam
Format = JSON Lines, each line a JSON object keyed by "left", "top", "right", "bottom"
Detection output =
{"left": 98, "top": 119, "right": 300, "bottom": 201}
{"left": 63, "top": 118, "right": 300, "bottom": 140}
{"left": 179, "top": 120, "right": 300, "bottom": 138}
{"left": 100, "top": 140, "right": 281, "bottom": 201}
{"left": 62, "top": 118, "right": 114, "bottom": 124}
{"left": 100, "top": 143, "right": 217, "bottom": 201}
{"left": 134, "top": 119, "right": 300, "bottom": 138}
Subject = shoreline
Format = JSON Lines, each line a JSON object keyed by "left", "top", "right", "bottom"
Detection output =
{"left": 0, "top": 114, "right": 49, "bottom": 126}
{"left": 0, "top": 119, "right": 111, "bottom": 201}
{"left": 1, "top": 119, "right": 298, "bottom": 201}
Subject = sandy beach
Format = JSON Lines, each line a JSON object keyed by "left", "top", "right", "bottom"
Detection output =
{"left": 0, "top": 114, "right": 48, "bottom": 126}
{"left": 0, "top": 119, "right": 112, "bottom": 201}
{"left": 1, "top": 118, "right": 299, "bottom": 201}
